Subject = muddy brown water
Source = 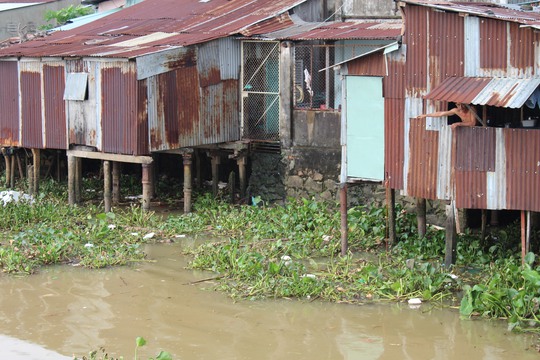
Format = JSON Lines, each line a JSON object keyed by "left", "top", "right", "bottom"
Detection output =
{"left": 0, "top": 240, "right": 538, "bottom": 360}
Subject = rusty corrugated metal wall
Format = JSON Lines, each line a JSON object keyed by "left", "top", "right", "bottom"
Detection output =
{"left": 20, "top": 61, "right": 43, "bottom": 149}
{"left": 148, "top": 38, "right": 240, "bottom": 152}
{"left": 43, "top": 63, "right": 67, "bottom": 150}
{"left": 0, "top": 61, "right": 19, "bottom": 147}
{"left": 396, "top": 3, "right": 540, "bottom": 212}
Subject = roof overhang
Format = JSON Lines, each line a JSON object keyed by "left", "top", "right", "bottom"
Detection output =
{"left": 424, "top": 76, "right": 540, "bottom": 108}
{"left": 320, "top": 41, "right": 399, "bottom": 72}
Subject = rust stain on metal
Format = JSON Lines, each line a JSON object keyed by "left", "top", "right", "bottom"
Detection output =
{"left": 385, "top": 98, "right": 405, "bottom": 189}
{"left": 455, "top": 127, "right": 495, "bottom": 172}
{"left": 505, "top": 129, "right": 540, "bottom": 212}
{"left": 480, "top": 17, "right": 507, "bottom": 70}
{"left": 0, "top": 61, "right": 19, "bottom": 146}
{"left": 20, "top": 71, "right": 43, "bottom": 148}
{"left": 43, "top": 64, "right": 67, "bottom": 150}
{"left": 455, "top": 170, "right": 487, "bottom": 209}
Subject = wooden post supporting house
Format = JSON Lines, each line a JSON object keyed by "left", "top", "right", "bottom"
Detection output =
{"left": 31, "top": 149, "right": 40, "bottom": 194}
{"left": 112, "top": 161, "right": 121, "bottom": 204}
{"left": 10, "top": 152, "right": 15, "bottom": 188}
{"left": 445, "top": 204, "right": 457, "bottom": 267}
{"left": 141, "top": 163, "right": 152, "bottom": 210}
{"left": 237, "top": 155, "right": 247, "bottom": 200}
{"left": 417, "top": 198, "right": 427, "bottom": 238}
{"left": 182, "top": 151, "right": 193, "bottom": 213}
{"left": 386, "top": 183, "right": 396, "bottom": 246}
{"left": 67, "top": 150, "right": 153, "bottom": 211}
{"left": 2, "top": 148, "right": 11, "bottom": 188}
{"left": 209, "top": 151, "right": 221, "bottom": 196}
{"left": 75, "top": 157, "right": 82, "bottom": 204}
{"left": 340, "top": 183, "right": 348, "bottom": 256}
{"left": 103, "top": 160, "right": 112, "bottom": 212}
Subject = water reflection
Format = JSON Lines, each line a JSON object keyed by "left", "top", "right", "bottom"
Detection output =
{"left": 0, "top": 242, "right": 537, "bottom": 360}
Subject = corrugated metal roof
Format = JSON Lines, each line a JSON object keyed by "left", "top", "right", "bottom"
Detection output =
{"left": 401, "top": 0, "right": 540, "bottom": 26}
{"left": 0, "top": 0, "right": 308, "bottom": 59}
{"left": 259, "top": 14, "right": 402, "bottom": 40}
{"left": 424, "top": 76, "right": 540, "bottom": 108}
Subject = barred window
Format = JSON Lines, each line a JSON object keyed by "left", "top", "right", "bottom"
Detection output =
{"left": 294, "top": 43, "right": 388, "bottom": 111}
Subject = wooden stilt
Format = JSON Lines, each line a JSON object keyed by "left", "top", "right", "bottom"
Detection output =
{"left": 68, "top": 155, "right": 76, "bottom": 205}
{"left": 3, "top": 150, "right": 11, "bottom": 188}
{"left": 112, "top": 161, "right": 121, "bottom": 204}
{"left": 183, "top": 152, "right": 193, "bottom": 213}
{"left": 10, "top": 153, "right": 15, "bottom": 188}
{"left": 490, "top": 210, "right": 499, "bottom": 226}
{"left": 141, "top": 163, "right": 152, "bottom": 210}
{"left": 237, "top": 156, "right": 247, "bottom": 200}
{"left": 32, "top": 149, "right": 40, "bottom": 194}
{"left": 480, "top": 209, "right": 488, "bottom": 243}
{"left": 445, "top": 204, "right": 457, "bottom": 267}
{"left": 27, "top": 165, "right": 34, "bottom": 195}
{"left": 386, "top": 184, "right": 396, "bottom": 246}
{"left": 526, "top": 211, "right": 531, "bottom": 255}
{"left": 103, "top": 160, "right": 111, "bottom": 213}
{"left": 16, "top": 152, "right": 24, "bottom": 181}
{"left": 417, "top": 198, "right": 427, "bottom": 238}
{"left": 75, "top": 157, "right": 82, "bottom": 204}
{"left": 210, "top": 152, "right": 220, "bottom": 197}
{"left": 521, "top": 210, "right": 526, "bottom": 265}
{"left": 340, "top": 183, "right": 348, "bottom": 256}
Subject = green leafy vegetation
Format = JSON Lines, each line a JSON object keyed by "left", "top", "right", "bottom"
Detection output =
{"left": 74, "top": 336, "right": 172, "bottom": 360}
{"left": 41, "top": 5, "right": 94, "bottom": 30}
{"left": 1, "top": 178, "right": 540, "bottom": 335}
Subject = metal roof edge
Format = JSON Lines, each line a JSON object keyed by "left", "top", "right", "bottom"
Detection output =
{"left": 319, "top": 40, "right": 399, "bottom": 72}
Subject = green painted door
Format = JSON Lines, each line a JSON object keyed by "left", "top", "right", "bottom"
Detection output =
{"left": 346, "top": 76, "right": 384, "bottom": 181}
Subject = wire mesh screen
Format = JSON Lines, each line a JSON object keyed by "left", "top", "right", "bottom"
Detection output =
{"left": 241, "top": 41, "right": 280, "bottom": 141}
{"left": 294, "top": 45, "right": 335, "bottom": 110}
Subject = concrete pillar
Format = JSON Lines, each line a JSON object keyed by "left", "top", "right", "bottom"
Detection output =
{"left": 103, "top": 160, "right": 111, "bottom": 213}
{"left": 68, "top": 155, "right": 76, "bottom": 205}
{"left": 142, "top": 163, "right": 152, "bottom": 210}
{"left": 183, "top": 152, "right": 193, "bottom": 213}
{"left": 112, "top": 161, "right": 121, "bottom": 204}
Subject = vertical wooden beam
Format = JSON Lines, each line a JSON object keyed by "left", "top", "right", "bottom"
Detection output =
{"left": 526, "top": 211, "right": 531, "bottom": 255}
{"left": 75, "top": 157, "right": 82, "bottom": 204}
{"left": 68, "top": 155, "right": 76, "bottom": 205}
{"left": 195, "top": 149, "right": 202, "bottom": 189}
{"left": 340, "top": 183, "right": 348, "bottom": 256}
{"left": 210, "top": 152, "right": 221, "bottom": 196}
{"left": 521, "top": 210, "right": 526, "bottom": 265}
{"left": 141, "top": 163, "right": 152, "bottom": 210}
{"left": 386, "top": 185, "right": 396, "bottom": 246}
{"left": 417, "top": 198, "right": 427, "bottom": 238}
{"left": 480, "top": 209, "right": 488, "bottom": 243}
{"left": 445, "top": 204, "right": 457, "bottom": 267}
{"left": 183, "top": 152, "right": 193, "bottom": 214}
{"left": 237, "top": 155, "right": 247, "bottom": 199}
{"left": 228, "top": 171, "right": 236, "bottom": 204}
{"left": 32, "top": 149, "right": 40, "bottom": 194}
{"left": 112, "top": 161, "right": 121, "bottom": 204}
{"left": 3, "top": 150, "right": 11, "bottom": 188}
{"left": 10, "top": 153, "right": 15, "bottom": 188}
{"left": 103, "top": 160, "right": 111, "bottom": 213}
{"left": 27, "top": 164, "right": 34, "bottom": 195}
{"left": 490, "top": 210, "right": 499, "bottom": 226}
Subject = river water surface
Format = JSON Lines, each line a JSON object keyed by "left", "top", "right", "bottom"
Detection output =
{"left": 0, "top": 241, "right": 538, "bottom": 359}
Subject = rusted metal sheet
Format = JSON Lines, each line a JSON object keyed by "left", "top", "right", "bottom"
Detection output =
{"left": 505, "top": 129, "right": 540, "bottom": 212}
{"left": 265, "top": 18, "right": 402, "bottom": 41}
{"left": 509, "top": 23, "right": 535, "bottom": 77}
{"left": 197, "top": 41, "right": 222, "bottom": 88}
{"left": 455, "top": 170, "right": 487, "bottom": 209}
{"left": 43, "top": 62, "right": 67, "bottom": 149}
{"left": 384, "top": 98, "right": 404, "bottom": 189}
{"left": 201, "top": 80, "right": 240, "bottom": 145}
{"left": 19, "top": 61, "right": 43, "bottom": 149}
{"left": 424, "top": 76, "right": 540, "bottom": 108}
{"left": 347, "top": 51, "right": 386, "bottom": 77}
{"left": 136, "top": 47, "right": 196, "bottom": 80}
{"left": 101, "top": 62, "right": 139, "bottom": 155}
{"left": 479, "top": 17, "right": 507, "bottom": 71}
{"left": 0, "top": 61, "right": 19, "bottom": 146}
{"left": 455, "top": 127, "right": 496, "bottom": 172}
{"left": 428, "top": 10, "right": 464, "bottom": 89}
{"left": 0, "top": 0, "right": 309, "bottom": 59}
{"left": 403, "top": 4, "right": 427, "bottom": 91}
{"left": 136, "top": 79, "right": 149, "bottom": 156}
{"left": 383, "top": 45, "right": 406, "bottom": 100}
{"left": 407, "top": 118, "right": 439, "bottom": 200}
